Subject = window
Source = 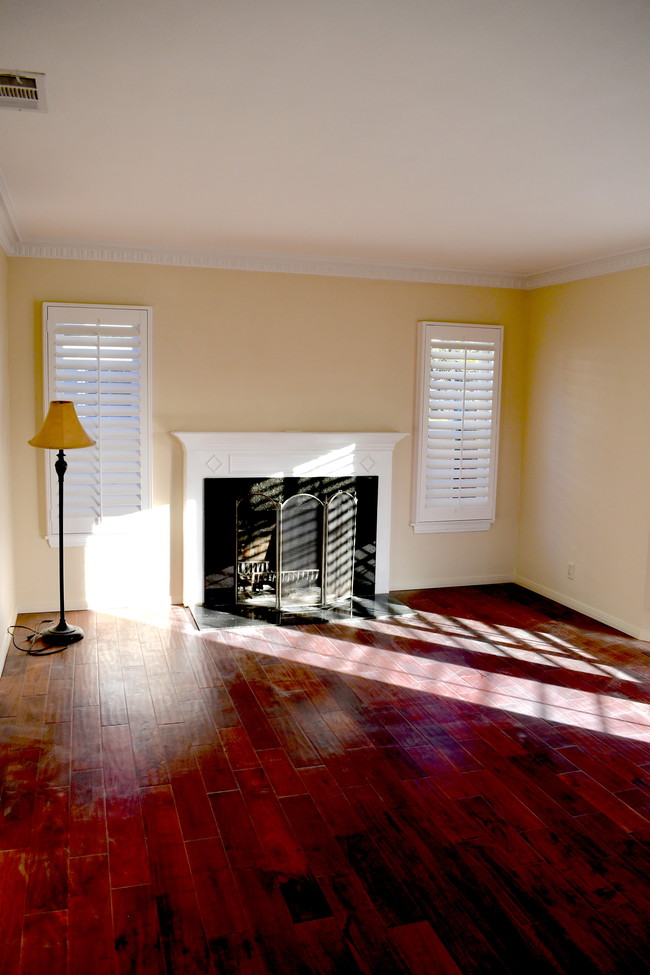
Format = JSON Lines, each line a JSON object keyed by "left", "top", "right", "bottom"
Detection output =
{"left": 412, "top": 321, "right": 503, "bottom": 533}
{"left": 41, "top": 303, "right": 152, "bottom": 544}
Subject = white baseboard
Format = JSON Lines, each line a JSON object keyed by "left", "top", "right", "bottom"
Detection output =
{"left": 17, "top": 602, "right": 90, "bottom": 614}
{"left": 16, "top": 596, "right": 173, "bottom": 615}
{"left": 392, "top": 573, "right": 513, "bottom": 591}
{"left": 514, "top": 575, "right": 644, "bottom": 640}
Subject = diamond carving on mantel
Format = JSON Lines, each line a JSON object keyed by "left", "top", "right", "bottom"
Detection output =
{"left": 172, "top": 431, "right": 407, "bottom": 607}
{"left": 205, "top": 454, "right": 223, "bottom": 474}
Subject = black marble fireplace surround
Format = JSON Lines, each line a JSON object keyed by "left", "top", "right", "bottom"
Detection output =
{"left": 198, "top": 475, "right": 402, "bottom": 626}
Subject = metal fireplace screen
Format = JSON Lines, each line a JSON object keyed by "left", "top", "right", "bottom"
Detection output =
{"left": 236, "top": 490, "right": 357, "bottom": 610}
{"left": 203, "top": 476, "right": 378, "bottom": 613}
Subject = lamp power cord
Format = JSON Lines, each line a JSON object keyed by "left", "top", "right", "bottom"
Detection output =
{"left": 6, "top": 622, "right": 74, "bottom": 655}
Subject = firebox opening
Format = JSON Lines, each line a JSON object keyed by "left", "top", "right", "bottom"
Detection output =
{"left": 202, "top": 475, "right": 379, "bottom": 624}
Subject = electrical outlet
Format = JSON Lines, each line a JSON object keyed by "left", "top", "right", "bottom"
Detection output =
{"left": 567, "top": 562, "right": 575, "bottom": 580}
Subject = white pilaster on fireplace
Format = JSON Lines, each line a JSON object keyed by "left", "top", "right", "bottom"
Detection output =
{"left": 172, "top": 431, "right": 407, "bottom": 608}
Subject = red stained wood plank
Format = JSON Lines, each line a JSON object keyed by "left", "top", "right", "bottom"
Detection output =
{"left": 235, "top": 766, "right": 331, "bottom": 922}
{"left": 184, "top": 642, "right": 225, "bottom": 689}
{"left": 68, "top": 855, "right": 114, "bottom": 975}
{"left": 98, "top": 665, "right": 129, "bottom": 726}
{"left": 464, "top": 737, "right": 580, "bottom": 829}
{"left": 415, "top": 720, "right": 483, "bottom": 772}
{"left": 139, "top": 785, "right": 211, "bottom": 973}
{"left": 290, "top": 692, "right": 346, "bottom": 758}
{"left": 220, "top": 725, "right": 259, "bottom": 770}
{"left": 106, "top": 792, "right": 152, "bottom": 887}
{"left": 43, "top": 678, "right": 73, "bottom": 724}
{"left": 348, "top": 745, "right": 415, "bottom": 806}
{"left": 321, "top": 708, "right": 370, "bottom": 749}
{"left": 194, "top": 740, "right": 237, "bottom": 793}
{"left": 147, "top": 672, "right": 184, "bottom": 725}
{"left": 20, "top": 910, "right": 68, "bottom": 975}
{"left": 614, "top": 785, "right": 650, "bottom": 820}
{"left": 113, "top": 883, "right": 165, "bottom": 975}
{"left": 299, "top": 764, "right": 364, "bottom": 837}
{"left": 122, "top": 664, "right": 157, "bottom": 722}
{"left": 317, "top": 871, "right": 411, "bottom": 975}
{"left": 524, "top": 823, "right": 627, "bottom": 911}
{"left": 159, "top": 723, "right": 218, "bottom": 841}
{"left": 209, "top": 789, "right": 265, "bottom": 870}
{"left": 257, "top": 746, "right": 306, "bottom": 797}
{"left": 102, "top": 724, "right": 151, "bottom": 887}
{"left": 186, "top": 837, "right": 258, "bottom": 974}
{"left": 22, "top": 653, "right": 52, "bottom": 697}
{"left": 0, "top": 675, "right": 23, "bottom": 718}
{"left": 73, "top": 662, "right": 100, "bottom": 708}
{"left": 299, "top": 675, "right": 349, "bottom": 715}
{"left": 0, "top": 789, "right": 35, "bottom": 851}
{"left": 337, "top": 827, "right": 425, "bottom": 927}
{"left": 71, "top": 705, "right": 102, "bottom": 771}
{"left": 280, "top": 792, "right": 349, "bottom": 876}
{"left": 37, "top": 718, "right": 71, "bottom": 787}
{"left": 200, "top": 684, "right": 240, "bottom": 729}
{"left": 129, "top": 716, "right": 169, "bottom": 788}
{"left": 139, "top": 784, "right": 194, "bottom": 885}
{"left": 24, "top": 787, "right": 69, "bottom": 914}
{"left": 389, "top": 920, "right": 463, "bottom": 975}
{"left": 179, "top": 698, "right": 219, "bottom": 745}
{"left": 0, "top": 850, "right": 28, "bottom": 975}
{"left": 3, "top": 695, "right": 46, "bottom": 790}
{"left": 224, "top": 676, "right": 280, "bottom": 749}
{"left": 367, "top": 704, "right": 427, "bottom": 749}
{"left": 169, "top": 666, "right": 204, "bottom": 702}
{"left": 437, "top": 767, "right": 544, "bottom": 832}
{"left": 268, "top": 714, "right": 322, "bottom": 768}
{"left": 456, "top": 794, "right": 541, "bottom": 864}
{"left": 558, "top": 769, "right": 650, "bottom": 832}
{"left": 291, "top": 914, "right": 369, "bottom": 975}
{"left": 70, "top": 768, "right": 107, "bottom": 856}
{"left": 102, "top": 722, "right": 137, "bottom": 794}
{"left": 232, "top": 867, "right": 308, "bottom": 974}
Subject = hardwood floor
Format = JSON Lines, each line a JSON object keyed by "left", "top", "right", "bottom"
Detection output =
{"left": 2, "top": 583, "right": 650, "bottom": 973}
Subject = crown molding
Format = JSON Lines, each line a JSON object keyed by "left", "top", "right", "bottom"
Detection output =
{"left": 522, "top": 246, "right": 650, "bottom": 289}
{"left": 9, "top": 237, "right": 527, "bottom": 289}
{"left": 9, "top": 236, "right": 650, "bottom": 290}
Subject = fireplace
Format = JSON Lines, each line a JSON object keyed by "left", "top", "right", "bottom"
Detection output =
{"left": 173, "top": 432, "right": 406, "bottom": 624}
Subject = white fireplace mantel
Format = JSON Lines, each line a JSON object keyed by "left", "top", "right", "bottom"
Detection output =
{"left": 173, "top": 431, "right": 407, "bottom": 608}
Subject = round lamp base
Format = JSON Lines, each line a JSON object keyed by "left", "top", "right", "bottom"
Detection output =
{"left": 39, "top": 622, "right": 85, "bottom": 645}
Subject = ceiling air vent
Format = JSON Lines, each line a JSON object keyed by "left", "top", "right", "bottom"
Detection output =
{"left": 0, "top": 71, "right": 47, "bottom": 112}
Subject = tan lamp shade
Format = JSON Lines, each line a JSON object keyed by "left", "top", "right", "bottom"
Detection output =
{"left": 29, "top": 400, "right": 96, "bottom": 450}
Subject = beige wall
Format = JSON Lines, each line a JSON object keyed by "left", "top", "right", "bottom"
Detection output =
{"left": 0, "top": 247, "right": 16, "bottom": 667}
{"left": 7, "top": 257, "right": 527, "bottom": 611}
{"left": 517, "top": 267, "right": 650, "bottom": 637}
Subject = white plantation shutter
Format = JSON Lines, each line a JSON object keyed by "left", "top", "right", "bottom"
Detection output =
{"left": 412, "top": 322, "right": 503, "bottom": 533}
{"left": 42, "top": 303, "right": 152, "bottom": 542}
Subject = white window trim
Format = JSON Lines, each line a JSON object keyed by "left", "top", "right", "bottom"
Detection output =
{"left": 41, "top": 302, "right": 153, "bottom": 547}
{"left": 411, "top": 321, "right": 503, "bottom": 534}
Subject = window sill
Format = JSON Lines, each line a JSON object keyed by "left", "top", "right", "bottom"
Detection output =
{"left": 411, "top": 519, "right": 493, "bottom": 533}
{"left": 47, "top": 533, "right": 90, "bottom": 548}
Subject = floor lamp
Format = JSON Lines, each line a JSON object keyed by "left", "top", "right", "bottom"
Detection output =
{"left": 29, "top": 400, "right": 96, "bottom": 644}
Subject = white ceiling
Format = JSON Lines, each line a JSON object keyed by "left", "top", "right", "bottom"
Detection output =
{"left": 1, "top": 0, "right": 649, "bottom": 283}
